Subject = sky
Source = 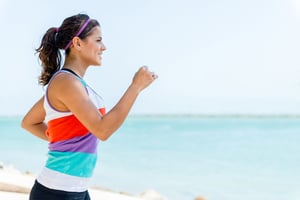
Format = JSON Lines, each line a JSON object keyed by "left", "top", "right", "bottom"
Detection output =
{"left": 1, "top": 0, "right": 300, "bottom": 115}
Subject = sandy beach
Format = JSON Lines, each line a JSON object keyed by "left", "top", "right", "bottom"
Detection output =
{"left": 0, "top": 164, "right": 167, "bottom": 200}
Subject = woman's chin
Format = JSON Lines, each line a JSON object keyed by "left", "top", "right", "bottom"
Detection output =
{"left": 92, "top": 61, "right": 102, "bottom": 66}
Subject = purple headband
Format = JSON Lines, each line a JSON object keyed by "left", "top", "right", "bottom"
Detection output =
{"left": 64, "top": 18, "right": 92, "bottom": 50}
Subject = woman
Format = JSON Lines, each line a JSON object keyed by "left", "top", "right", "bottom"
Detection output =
{"left": 21, "top": 13, "right": 157, "bottom": 200}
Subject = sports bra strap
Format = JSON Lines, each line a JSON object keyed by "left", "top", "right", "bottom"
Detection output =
{"left": 60, "top": 68, "right": 87, "bottom": 87}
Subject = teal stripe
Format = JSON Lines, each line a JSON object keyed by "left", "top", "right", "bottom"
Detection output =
{"left": 46, "top": 151, "right": 97, "bottom": 177}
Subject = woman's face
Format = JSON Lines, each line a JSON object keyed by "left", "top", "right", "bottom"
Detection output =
{"left": 81, "top": 26, "right": 106, "bottom": 66}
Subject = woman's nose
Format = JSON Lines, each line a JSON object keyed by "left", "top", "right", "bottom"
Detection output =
{"left": 101, "top": 43, "right": 106, "bottom": 51}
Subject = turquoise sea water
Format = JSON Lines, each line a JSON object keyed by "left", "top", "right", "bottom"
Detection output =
{"left": 1, "top": 116, "right": 300, "bottom": 200}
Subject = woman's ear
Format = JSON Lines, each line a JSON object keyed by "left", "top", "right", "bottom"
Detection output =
{"left": 71, "top": 37, "right": 82, "bottom": 50}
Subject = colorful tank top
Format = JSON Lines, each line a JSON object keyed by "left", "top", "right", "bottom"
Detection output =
{"left": 37, "top": 69, "right": 105, "bottom": 192}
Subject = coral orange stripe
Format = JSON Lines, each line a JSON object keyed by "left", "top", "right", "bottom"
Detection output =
{"left": 46, "top": 108, "right": 106, "bottom": 143}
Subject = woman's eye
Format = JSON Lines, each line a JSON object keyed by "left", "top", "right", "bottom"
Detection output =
{"left": 97, "top": 37, "right": 102, "bottom": 42}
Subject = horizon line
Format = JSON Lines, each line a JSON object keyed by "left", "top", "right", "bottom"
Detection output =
{"left": 2, "top": 113, "right": 300, "bottom": 118}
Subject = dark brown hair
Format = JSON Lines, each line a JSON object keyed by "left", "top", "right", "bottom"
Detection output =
{"left": 36, "top": 14, "right": 100, "bottom": 86}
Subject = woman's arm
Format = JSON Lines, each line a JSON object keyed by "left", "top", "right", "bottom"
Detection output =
{"left": 52, "top": 66, "right": 157, "bottom": 141}
{"left": 21, "top": 96, "right": 48, "bottom": 141}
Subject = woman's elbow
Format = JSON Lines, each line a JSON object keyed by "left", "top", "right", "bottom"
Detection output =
{"left": 98, "top": 136, "right": 109, "bottom": 141}
{"left": 21, "top": 117, "right": 29, "bottom": 130}
{"left": 95, "top": 129, "right": 113, "bottom": 141}
{"left": 98, "top": 133, "right": 110, "bottom": 141}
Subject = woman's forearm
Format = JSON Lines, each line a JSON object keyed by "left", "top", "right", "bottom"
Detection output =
{"left": 21, "top": 122, "right": 48, "bottom": 141}
{"left": 94, "top": 84, "right": 140, "bottom": 140}
{"left": 93, "top": 66, "right": 157, "bottom": 141}
{"left": 21, "top": 96, "right": 48, "bottom": 141}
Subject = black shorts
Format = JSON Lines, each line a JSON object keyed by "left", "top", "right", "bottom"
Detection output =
{"left": 29, "top": 180, "right": 91, "bottom": 200}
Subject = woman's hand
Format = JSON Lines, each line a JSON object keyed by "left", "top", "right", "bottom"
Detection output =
{"left": 131, "top": 66, "right": 158, "bottom": 92}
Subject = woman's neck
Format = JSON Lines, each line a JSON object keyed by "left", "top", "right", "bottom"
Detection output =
{"left": 63, "top": 57, "right": 88, "bottom": 78}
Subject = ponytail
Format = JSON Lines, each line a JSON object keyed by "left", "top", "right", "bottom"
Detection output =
{"left": 36, "top": 27, "right": 62, "bottom": 86}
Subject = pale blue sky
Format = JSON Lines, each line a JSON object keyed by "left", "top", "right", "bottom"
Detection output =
{"left": 1, "top": 0, "right": 300, "bottom": 115}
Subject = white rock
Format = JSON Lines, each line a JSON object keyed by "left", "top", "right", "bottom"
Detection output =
{"left": 139, "top": 189, "right": 168, "bottom": 200}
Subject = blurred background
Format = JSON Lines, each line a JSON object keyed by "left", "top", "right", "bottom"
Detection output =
{"left": 1, "top": 0, "right": 300, "bottom": 116}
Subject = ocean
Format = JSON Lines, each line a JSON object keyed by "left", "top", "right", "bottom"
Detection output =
{"left": 0, "top": 115, "right": 300, "bottom": 200}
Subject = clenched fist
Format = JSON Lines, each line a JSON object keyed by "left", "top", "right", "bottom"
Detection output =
{"left": 131, "top": 66, "right": 158, "bottom": 92}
